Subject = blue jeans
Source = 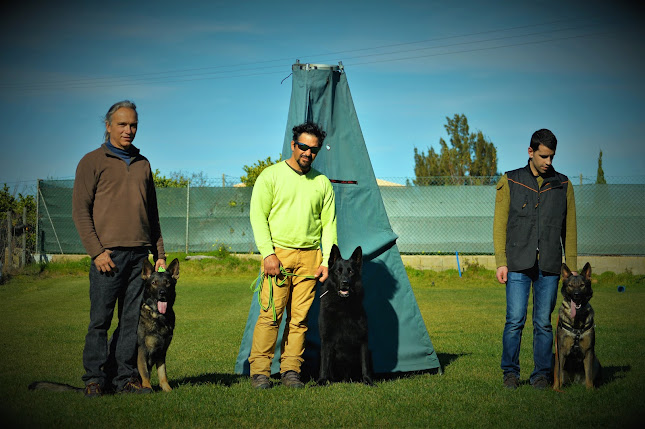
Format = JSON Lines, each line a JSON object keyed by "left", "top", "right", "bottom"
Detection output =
{"left": 501, "top": 264, "right": 559, "bottom": 383}
{"left": 82, "top": 247, "right": 148, "bottom": 390}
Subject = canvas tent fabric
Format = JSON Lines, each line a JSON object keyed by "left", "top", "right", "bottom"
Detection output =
{"left": 235, "top": 62, "right": 441, "bottom": 376}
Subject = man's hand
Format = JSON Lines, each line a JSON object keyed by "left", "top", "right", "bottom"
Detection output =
{"left": 316, "top": 265, "right": 329, "bottom": 283}
{"left": 496, "top": 266, "right": 508, "bottom": 284}
{"left": 263, "top": 254, "right": 282, "bottom": 277}
{"left": 94, "top": 250, "right": 116, "bottom": 274}
{"left": 155, "top": 259, "right": 166, "bottom": 271}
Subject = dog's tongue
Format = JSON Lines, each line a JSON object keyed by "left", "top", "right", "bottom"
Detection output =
{"left": 158, "top": 301, "right": 167, "bottom": 314}
{"left": 570, "top": 299, "right": 576, "bottom": 319}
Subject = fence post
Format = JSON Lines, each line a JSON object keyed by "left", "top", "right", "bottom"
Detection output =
{"left": 185, "top": 182, "right": 190, "bottom": 254}
{"left": 21, "top": 206, "right": 26, "bottom": 267}
{"left": 6, "top": 211, "right": 12, "bottom": 269}
{"left": 35, "top": 179, "right": 40, "bottom": 258}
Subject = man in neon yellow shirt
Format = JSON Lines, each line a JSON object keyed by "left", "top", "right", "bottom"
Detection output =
{"left": 249, "top": 122, "right": 337, "bottom": 389}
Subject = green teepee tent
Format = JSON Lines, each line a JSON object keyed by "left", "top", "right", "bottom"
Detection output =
{"left": 235, "top": 62, "right": 441, "bottom": 377}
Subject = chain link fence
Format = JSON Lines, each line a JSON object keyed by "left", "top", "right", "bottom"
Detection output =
{"left": 33, "top": 177, "right": 644, "bottom": 258}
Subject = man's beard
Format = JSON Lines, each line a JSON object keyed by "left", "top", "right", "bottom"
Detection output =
{"left": 298, "top": 155, "right": 312, "bottom": 172}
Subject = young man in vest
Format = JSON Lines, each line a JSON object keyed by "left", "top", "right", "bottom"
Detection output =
{"left": 248, "top": 122, "right": 337, "bottom": 389}
{"left": 493, "top": 128, "right": 577, "bottom": 390}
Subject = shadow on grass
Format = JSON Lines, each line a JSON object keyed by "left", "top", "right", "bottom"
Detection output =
{"left": 598, "top": 364, "right": 631, "bottom": 387}
{"left": 173, "top": 373, "right": 246, "bottom": 388}
{"left": 173, "top": 353, "right": 467, "bottom": 388}
{"left": 371, "top": 352, "right": 465, "bottom": 382}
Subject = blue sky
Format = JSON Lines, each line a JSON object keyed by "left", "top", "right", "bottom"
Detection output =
{"left": 1, "top": 0, "right": 644, "bottom": 190}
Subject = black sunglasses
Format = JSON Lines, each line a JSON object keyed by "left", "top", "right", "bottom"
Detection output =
{"left": 295, "top": 141, "right": 321, "bottom": 154}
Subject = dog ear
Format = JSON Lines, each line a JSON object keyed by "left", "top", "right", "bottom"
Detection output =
{"left": 561, "top": 263, "right": 571, "bottom": 280}
{"left": 329, "top": 244, "right": 341, "bottom": 267}
{"left": 351, "top": 246, "right": 362, "bottom": 267}
{"left": 166, "top": 258, "right": 180, "bottom": 280}
{"left": 141, "top": 258, "right": 154, "bottom": 280}
{"left": 581, "top": 262, "right": 591, "bottom": 281}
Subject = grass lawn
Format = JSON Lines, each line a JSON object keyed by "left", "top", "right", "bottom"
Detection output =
{"left": 0, "top": 255, "right": 644, "bottom": 428}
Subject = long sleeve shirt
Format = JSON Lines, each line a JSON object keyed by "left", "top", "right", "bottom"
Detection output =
{"left": 250, "top": 161, "right": 337, "bottom": 266}
{"left": 72, "top": 144, "right": 165, "bottom": 260}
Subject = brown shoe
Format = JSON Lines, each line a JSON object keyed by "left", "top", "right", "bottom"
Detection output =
{"left": 251, "top": 374, "right": 271, "bottom": 390}
{"left": 281, "top": 371, "right": 305, "bottom": 388}
{"left": 503, "top": 373, "right": 519, "bottom": 390}
{"left": 84, "top": 382, "right": 103, "bottom": 398}
{"left": 118, "top": 377, "right": 153, "bottom": 394}
{"left": 531, "top": 375, "right": 550, "bottom": 390}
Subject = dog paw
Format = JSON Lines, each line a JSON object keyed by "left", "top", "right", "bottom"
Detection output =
{"left": 363, "top": 377, "right": 376, "bottom": 387}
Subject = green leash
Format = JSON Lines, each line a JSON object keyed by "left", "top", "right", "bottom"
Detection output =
{"left": 250, "top": 266, "right": 317, "bottom": 322}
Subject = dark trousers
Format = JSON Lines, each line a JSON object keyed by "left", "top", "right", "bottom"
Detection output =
{"left": 82, "top": 247, "right": 148, "bottom": 390}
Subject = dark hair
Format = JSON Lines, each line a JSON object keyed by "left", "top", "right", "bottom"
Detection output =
{"left": 103, "top": 100, "right": 137, "bottom": 142}
{"left": 292, "top": 122, "right": 326, "bottom": 145}
{"left": 530, "top": 128, "right": 557, "bottom": 151}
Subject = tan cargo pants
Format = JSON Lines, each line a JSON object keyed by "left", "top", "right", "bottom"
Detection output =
{"left": 249, "top": 247, "right": 322, "bottom": 376}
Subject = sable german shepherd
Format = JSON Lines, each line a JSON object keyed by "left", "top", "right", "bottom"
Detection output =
{"left": 29, "top": 258, "right": 179, "bottom": 394}
{"left": 317, "top": 244, "right": 375, "bottom": 386}
{"left": 553, "top": 262, "right": 601, "bottom": 390}
{"left": 137, "top": 258, "right": 179, "bottom": 392}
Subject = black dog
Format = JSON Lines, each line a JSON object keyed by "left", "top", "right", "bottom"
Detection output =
{"left": 554, "top": 262, "right": 601, "bottom": 390}
{"left": 138, "top": 258, "right": 179, "bottom": 392}
{"left": 317, "top": 244, "right": 374, "bottom": 386}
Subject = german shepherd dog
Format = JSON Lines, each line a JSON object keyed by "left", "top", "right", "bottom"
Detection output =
{"left": 317, "top": 244, "right": 375, "bottom": 386}
{"left": 554, "top": 262, "right": 601, "bottom": 390}
{"left": 137, "top": 257, "right": 179, "bottom": 392}
{"left": 29, "top": 258, "right": 179, "bottom": 394}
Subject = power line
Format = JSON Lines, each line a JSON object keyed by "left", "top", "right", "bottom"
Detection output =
{"left": 2, "top": 20, "right": 608, "bottom": 92}
{"left": 1, "top": 19, "right": 576, "bottom": 89}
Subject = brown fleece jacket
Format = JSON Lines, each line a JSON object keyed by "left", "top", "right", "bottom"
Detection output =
{"left": 72, "top": 144, "right": 165, "bottom": 260}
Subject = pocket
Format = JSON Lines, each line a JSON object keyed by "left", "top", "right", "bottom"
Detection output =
{"left": 513, "top": 196, "right": 530, "bottom": 217}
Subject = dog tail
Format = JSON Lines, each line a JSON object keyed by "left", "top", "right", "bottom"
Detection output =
{"left": 28, "top": 381, "right": 83, "bottom": 393}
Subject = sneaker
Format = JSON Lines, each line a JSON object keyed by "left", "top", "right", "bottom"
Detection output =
{"left": 531, "top": 375, "right": 550, "bottom": 390}
{"left": 503, "top": 373, "right": 519, "bottom": 390}
{"left": 118, "top": 377, "right": 153, "bottom": 394}
{"left": 84, "top": 382, "right": 103, "bottom": 398}
{"left": 281, "top": 370, "right": 305, "bottom": 388}
{"left": 251, "top": 374, "right": 271, "bottom": 390}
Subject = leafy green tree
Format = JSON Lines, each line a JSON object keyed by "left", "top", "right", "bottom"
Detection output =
{"left": 413, "top": 147, "right": 441, "bottom": 185}
{"left": 413, "top": 114, "right": 498, "bottom": 185}
{"left": 241, "top": 155, "right": 282, "bottom": 186}
{"left": 152, "top": 170, "right": 210, "bottom": 188}
{"left": 596, "top": 149, "right": 607, "bottom": 184}
{"left": 153, "top": 169, "right": 189, "bottom": 188}
{"left": 470, "top": 130, "right": 498, "bottom": 177}
{"left": 1, "top": 184, "right": 37, "bottom": 252}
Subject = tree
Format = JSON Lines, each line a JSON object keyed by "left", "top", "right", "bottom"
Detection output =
{"left": 152, "top": 170, "right": 210, "bottom": 188}
{"left": 413, "top": 114, "right": 498, "bottom": 185}
{"left": 470, "top": 130, "right": 498, "bottom": 177}
{"left": 241, "top": 155, "right": 282, "bottom": 186}
{"left": 0, "top": 184, "right": 37, "bottom": 253}
{"left": 596, "top": 149, "right": 607, "bottom": 184}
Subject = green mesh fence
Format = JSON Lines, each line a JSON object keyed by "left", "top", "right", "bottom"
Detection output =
{"left": 36, "top": 179, "right": 645, "bottom": 256}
